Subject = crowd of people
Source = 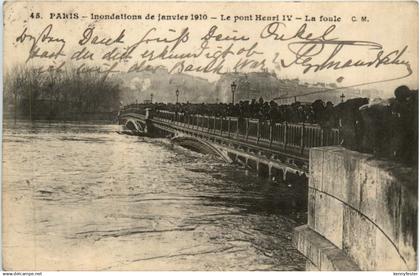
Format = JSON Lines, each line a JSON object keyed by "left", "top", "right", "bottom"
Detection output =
{"left": 127, "top": 86, "right": 417, "bottom": 165}
{"left": 142, "top": 97, "right": 339, "bottom": 128}
{"left": 357, "top": 86, "right": 417, "bottom": 165}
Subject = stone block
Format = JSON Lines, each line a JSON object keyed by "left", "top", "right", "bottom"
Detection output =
{"left": 343, "top": 152, "right": 362, "bottom": 209}
{"left": 342, "top": 206, "right": 376, "bottom": 270}
{"left": 375, "top": 227, "right": 405, "bottom": 271}
{"left": 322, "top": 149, "right": 346, "bottom": 201}
{"left": 313, "top": 191, "right": 343, "bottom": 249}
{"left": 398, "top": 181, "right": 418, "bottom": 271}
{"left": 294, "top": 225, "right": 360, "bottom": 271}
{"left": 307, "top": 188, "right": 317, "bottom": 229}
{"left": 320, "top": 245, "right": 361, "bottom": 271}
{"left": 309, "top": 148, "right": 324, "bottom": 190}
{"left": 306, "top": 146, "right": 417, "bottom": 271}
{"left": 358, "top": 159, "right": 379, "bottom": 223}
{"left": 375, "top": 166, "right": 401, "bottom": 248}
{"left": 293, "top": 225, "right": 321, "bottom": 266}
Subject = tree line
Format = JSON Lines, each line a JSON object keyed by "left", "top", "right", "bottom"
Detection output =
{"left": 3, "top": 66, "right": 121, "bottom": 121}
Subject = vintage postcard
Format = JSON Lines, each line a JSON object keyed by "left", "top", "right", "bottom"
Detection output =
{"left": 2, "top": 0, "right": 418, "bottom": 271}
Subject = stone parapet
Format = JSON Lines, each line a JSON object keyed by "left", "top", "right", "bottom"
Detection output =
{"left": 294, "top": 146, "right": 417, "bottom": 271}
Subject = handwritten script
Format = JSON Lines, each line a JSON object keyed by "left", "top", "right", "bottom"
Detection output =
{"left": 15, "top": 22, "right": 413, "bottom": 86}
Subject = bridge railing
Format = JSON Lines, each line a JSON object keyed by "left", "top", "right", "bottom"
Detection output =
{"left": 121, "top": 108, "right": 341, "bottom": 155}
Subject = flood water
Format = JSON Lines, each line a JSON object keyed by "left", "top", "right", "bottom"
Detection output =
{"left": 2, "top": 121, "right": 307, "bottom": 271}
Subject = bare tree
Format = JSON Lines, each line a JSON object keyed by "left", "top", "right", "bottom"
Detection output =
{"left": 4, "top": 66, "right": 122, "bottom": 121}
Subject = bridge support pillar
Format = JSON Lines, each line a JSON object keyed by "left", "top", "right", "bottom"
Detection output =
{"left": 145, "top": 108, "right": 152, "bottom": 119}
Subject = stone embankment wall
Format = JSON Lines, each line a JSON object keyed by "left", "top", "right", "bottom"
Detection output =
{"left": 294, "top": 146, "right": 417, "bottom": 271}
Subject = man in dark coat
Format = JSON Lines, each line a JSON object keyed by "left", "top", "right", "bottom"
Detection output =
{"left": 335, "top": 97, "right": 369, "bottom": 151}
{"left": 359, "top": 98, "right": 393, "bottom": 157}
{"left": 390, "top": 86, "right": 418, "bottom": 164}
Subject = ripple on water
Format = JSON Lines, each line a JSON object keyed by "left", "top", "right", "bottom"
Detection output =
{"left": 3, "top": 121, "right": 307, "bottom": 271}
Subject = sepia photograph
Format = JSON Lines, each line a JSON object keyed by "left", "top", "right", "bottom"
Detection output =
{"left": 1, "top": 0, "right": 418, "bottom": 272}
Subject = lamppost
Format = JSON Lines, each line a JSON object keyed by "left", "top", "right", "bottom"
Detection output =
{"left": 231, "top": 81, "right": 237, "bottom": 104}
{"left": 175, "top": 88, "right": 180, "bottom": 104}
{"left": 244, "top": 74, "right": 250, "bottom": 99}
{"left": 245, "top": 80, "right": 250, "bottom": 99}
{"left": 150, "top": 93, "right": 154, "bottom": 103}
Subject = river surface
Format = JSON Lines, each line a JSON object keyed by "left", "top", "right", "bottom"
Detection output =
{"left": 2, "top": 121, "right": 307, "bottom": 271}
